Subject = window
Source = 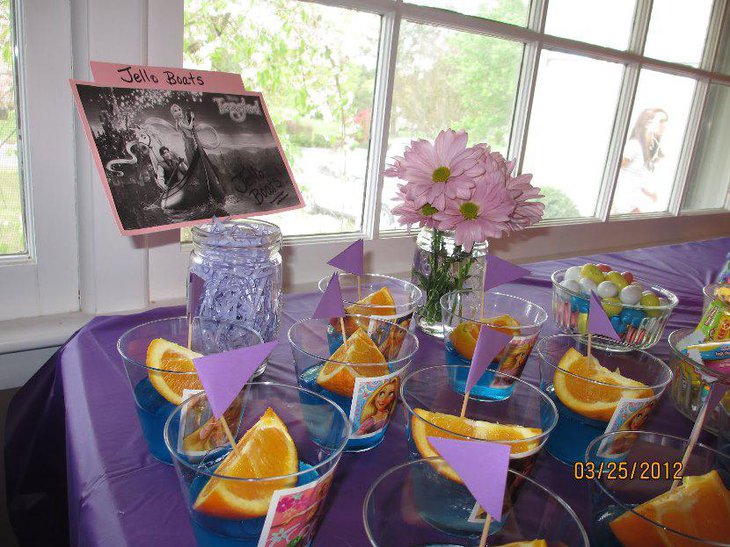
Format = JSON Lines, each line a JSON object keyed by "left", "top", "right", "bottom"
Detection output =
{"left": 0, "top": 0, "right": 24, "bottom": 256}
{"left": 179, "top": 0, "right": 730, "bottom": 242}
{"left": 184, "top": 0, "right": 381, "bottom": 237}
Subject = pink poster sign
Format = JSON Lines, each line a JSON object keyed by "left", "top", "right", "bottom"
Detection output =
{"left": 70, "top": 75, "right": 304, "bottom": 236}
{"left": 90, "top": 61, "right": 245, "bottom": 93}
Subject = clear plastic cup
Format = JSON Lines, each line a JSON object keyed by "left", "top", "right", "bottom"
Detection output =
{"left": 118, "top": 316, "right": 262, "bottom": 464}
{"left": 288, "top": 315, "right": 418, "bottom": 452}
{"left": 440, "top": 289, "right": 547, "bottom": 400}
{"left": 586, "top": 431, "right": 730, "bottom": 546}
{"left": 363, "top": 457, "right": 589, "bottom": 546}
{"left": 317, "top": 272, "right": 423, "bottom": 334}
{"left": 401, "top": 364, "right": 557, "bottom": 481}
{"left": 164, "top": 383, "right": 350, "bottom": 546}
{"left": 537, "top": 334, "right": 673, "bottom": 465}
{"left": 668, "top": 327, "right": 730, "bottom": 436}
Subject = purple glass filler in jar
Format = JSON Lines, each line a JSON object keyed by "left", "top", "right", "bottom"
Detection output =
{"left": 187, "top": 219, "right": 283, "bottom": 376}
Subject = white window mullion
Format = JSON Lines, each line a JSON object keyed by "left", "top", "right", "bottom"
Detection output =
{"left": 598, "top": 0, "right": 652, "bottom": 221}
{"left": 364, "top": 6, "right": 401, "bottom": 239}
{"left": 669, "top": 79, "right": 710, "bottom": 215}
{"left": 673, "top": 0, "right": 729, "bottom": 214}
{"left": 509, "top": 0, "right": 545, "bottom": 169}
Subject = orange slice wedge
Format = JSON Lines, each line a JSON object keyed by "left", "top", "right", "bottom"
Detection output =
{"left": 146, "top": 338, "right": 203, "bottom": 405}
{"left": 193, "top": 407, "right": 298, "bottom": 519}
{"left": 610, "top": 470, "right": 730, "bottom": 547}
{"left": 449, "top": 315, "right": 520, "bottom": 360}
{"left": 553, "top": 348, "right": 652, "bottom": 421}
{"left": 411, "top": 408, "right": 541, "bottom": 483}
{"left": 316, "top": 328, "right": 389, "bottom": 397}
{"left": 334, "top": 287, "right": 397, "bottom": 335}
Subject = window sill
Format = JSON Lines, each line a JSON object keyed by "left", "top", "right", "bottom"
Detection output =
{"left": 0, "top": 310, "right": 95, "bottom": 354}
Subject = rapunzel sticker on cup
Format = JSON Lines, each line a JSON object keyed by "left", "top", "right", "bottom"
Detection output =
{"left": 257, "top": 467, "right": 335, "bottom": 547}
{"left": 350, "top": 372, "right": 401, "bottom": 439}
{"left": 487, "top": 333, "right": 539, "bottom": 389}
{"left": 596, "top": 396, "right": 658, "bottom": 459}
{"left": 178, "top": 388, "right": 245, "bottom": 459}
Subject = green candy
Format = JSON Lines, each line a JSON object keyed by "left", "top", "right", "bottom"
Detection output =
{"left": 606, "top": 271, "right": 629, "bottom": 290}
{"left": 641, "top": 290, "right": 661, "bottom": 317}
{"left": 577, "top": 312, "right": 589, "bottom": 334}
{"left": 581, "top": 264, "right": 606, "bottom": 285}
{"left": 601, "top": 296, "right": 623, "bottom": 317}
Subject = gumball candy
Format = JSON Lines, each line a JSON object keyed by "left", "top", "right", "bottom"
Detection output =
{"left": 571, "top": 295, "right": 589, "bottom": 313}
{"left": 619, "top": 284, "right": 642, "bottom": 305}
{"left": 577, "top": 313, "right": 589, "bottom": 334}
{"left": 620, "top": 307, "right": 646, "bottom": 327}
{"left": 596, "top": 263, "right": 612, "bottom": 273}
{"left": 579, "top": 277, "right": 598, "bottom": 295}
{"left": 560, "top": 279, "right": 580, "bottom": 294}
{"left": 601, "top": 296, "right": 623, "bottom": 317}
{"left": 629, "top": 281, "right": 644, "bottom": 294}
{"left": 641, "top": 290, "right": 661, "bottom": 317}
{"left": 596, "top": 281, "right": 619, "bottom": 299}
{"left": 564, "top": 266, "right": 583, "bottom": 281}
{"left": 621, "top": 271, "right": 634, "bottom": 285}
{"left": 581, "top": 264, "right": 606, "bottom": 284}
{"left": 606, "top": 271, "right": 629, "bottom": 291}
{"left": 611, "top": 315, "right": 627, "bottom": 335}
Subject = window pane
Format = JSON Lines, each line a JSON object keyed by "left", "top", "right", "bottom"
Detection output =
{"left": 406, "top": 0, "right": 529, "bottom": 26}
{"left": 715, "top": 8, "right": 730, "bottom": 74}
{"left": 545, "top": 0, "right": 636, "bottom": 50}
{"left": 611, "top": 70, "right": 696, "bottom": 215}
{"left": 522, "top": 51, "right": 623, "bottom": 220}
{"left": 682, "top": 84, "right": 730, "bottom": 211}
{"left": 379, "top": 21, "right": 523, "bottom": 231}
{"left": 644, "top": 0, "right": 713, "bottom": 67}
{"left": 0, "top": 0, "right": 24, "bottom": 256}
{"left": 184, "top": 0, "right": 380, "bottom": 236}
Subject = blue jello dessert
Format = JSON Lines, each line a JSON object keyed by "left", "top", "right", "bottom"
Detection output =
{"left": 134, "top": 377, "right": 176, "bottom": 463}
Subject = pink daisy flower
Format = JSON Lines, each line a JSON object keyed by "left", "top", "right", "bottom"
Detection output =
{"left": 506, "top": 173, "right": 545, "bottom": 230}
{"left": 433, "top": 179, "right": 515, "bottom": 251}
{"left": 396, "top": 130, "right": 482, "bottom": 210}
{"left": 390, "top": 185, "right": 440, "bottom": 229}
{"left": 474, "top": 144, "right": 510, "bottom": 184}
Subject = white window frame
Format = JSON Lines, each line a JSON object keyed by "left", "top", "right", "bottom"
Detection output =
{"left": 0, "top": 0, "right": 78, "bottom": 321}
{"left": 143, "top": 0, "right": 730, "bottom": 305}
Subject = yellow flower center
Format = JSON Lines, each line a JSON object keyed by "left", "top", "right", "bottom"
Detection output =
{"left": 432, "top": 166, "right": 451, "bottom": 183}
{"left": 421, "top": 203, "right": 438, "bottom": 216}
{"left": 460, "top": 201, "right": 479, "bottom": 220}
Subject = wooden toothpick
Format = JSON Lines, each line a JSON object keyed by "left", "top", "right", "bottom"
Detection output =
{"left": 671, "top": 382, "right": 715, "bottom": 490}
{"left": 478, "top": 513, "right": 492, "bottom": 547}
{"left": 460, "top": 389, "right": 471, "bottom": 418}
{"left": 587, "top": 333, "right": 593, "bottom": 360}
{"left": 219, "top": 416, "right": 239, "bottom": 455}
{"left": 357, "top": 275, "right": 362, "bottom": 301}
{"left": 340, "top": 317, "right": 349, "bottom": 348}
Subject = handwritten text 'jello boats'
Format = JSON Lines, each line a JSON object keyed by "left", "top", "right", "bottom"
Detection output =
{"left": 117, "top": 66, "right": 205, "bottom": 86}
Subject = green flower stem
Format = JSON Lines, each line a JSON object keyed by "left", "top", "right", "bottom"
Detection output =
{"left": 418, "top": 229, "right": 477, "bottom": 324}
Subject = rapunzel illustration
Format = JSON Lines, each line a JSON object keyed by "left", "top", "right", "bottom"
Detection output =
{"left": 355, "top": 378, "right": 399, "bottom": 436}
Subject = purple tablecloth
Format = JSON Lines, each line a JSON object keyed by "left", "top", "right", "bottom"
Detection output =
{"left": 6, "top": 236, "right": 729, "bottom": 546}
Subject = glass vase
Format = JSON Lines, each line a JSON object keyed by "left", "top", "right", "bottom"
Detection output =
{"left": 411, "top": 227, "right": 487, "bottom": 338}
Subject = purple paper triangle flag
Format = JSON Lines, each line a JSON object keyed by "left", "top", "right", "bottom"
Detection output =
{"left": 313, "top": 273, "right": 346, "bottom": 319}
{"left": 465, "top": 326, "right": 513, "bottom": 394}
{"left": 428, "top": 437, "right": 510, "bottom": 521}
{"left": 588, "top": 291, "right": 621, "bottom": 341}
{"left": 483, "top": 255, "right": 530, "bottom": 292}
{"left": 193, "top": 341, "right": 278, "bottom": 419}
{"left": 327, "top": 239, "right": 364, "bottom": 276}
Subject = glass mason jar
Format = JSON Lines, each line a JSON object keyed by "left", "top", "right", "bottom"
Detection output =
{"left": 187, "top": 219, "right": 283, "bottom": 351}
{"left": 411, "top": 227, "right": 487, "bottom": 338}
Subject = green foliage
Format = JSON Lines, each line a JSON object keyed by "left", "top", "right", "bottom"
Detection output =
{"left": 541, "top": 186, "right": 580, "bottom": 219}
